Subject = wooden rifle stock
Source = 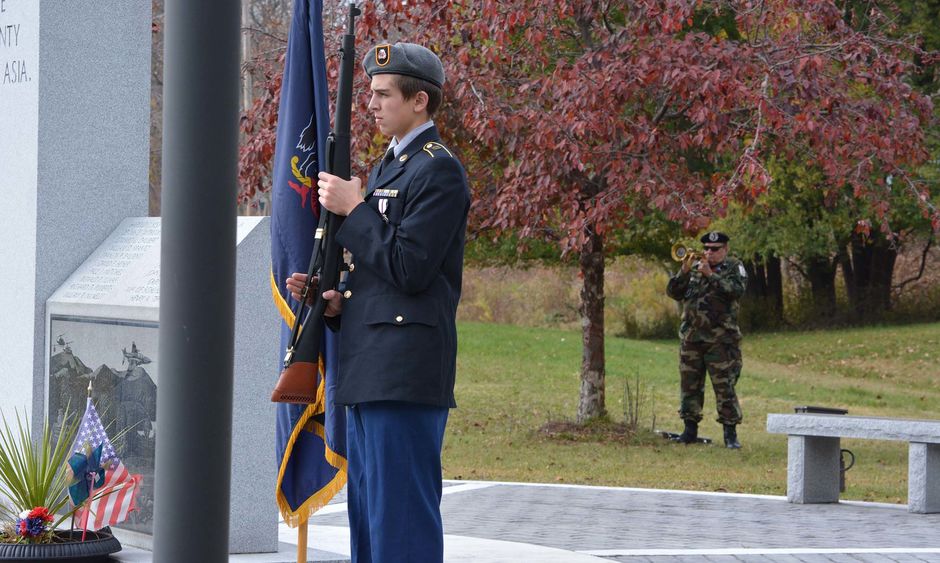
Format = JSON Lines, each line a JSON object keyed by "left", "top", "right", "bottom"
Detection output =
{"left": 271, "top": 3, "right": 360, "bottom": 404}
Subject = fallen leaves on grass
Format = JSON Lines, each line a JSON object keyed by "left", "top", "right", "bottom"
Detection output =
{"left": 538, "top": 420, "right": 636, "bottom": 444}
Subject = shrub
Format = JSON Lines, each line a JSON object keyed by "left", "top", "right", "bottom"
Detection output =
{"left": 0, "top": 407, "right": 80, "bottom": 541}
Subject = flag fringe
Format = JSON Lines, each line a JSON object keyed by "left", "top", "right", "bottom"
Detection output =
{"left": 276, "top": 418, "right": 348, "bottom": 528}
{"left": 271, "top": 275, "right": 348, "bottom": 527}
{"left": 271, "top": 270, "right": 297, "bottom": 327}
{"left": 274, "top": 369, "right": 348, "bottom": 528}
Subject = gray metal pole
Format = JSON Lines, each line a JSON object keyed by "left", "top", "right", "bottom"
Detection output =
{"left": 153, "top": 0, "right": 240, "bottom": 560}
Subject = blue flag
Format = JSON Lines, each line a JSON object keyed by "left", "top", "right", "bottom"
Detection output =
{"left": 270, "top": 0, "right": 346, "bottom": 527}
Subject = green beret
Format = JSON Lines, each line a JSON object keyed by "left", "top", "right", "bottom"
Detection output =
{"left": 700, "top": 231, "right": 730, "bottom": 244}
{"left": 362, "top": 42, "right": 445, "bottom": 88}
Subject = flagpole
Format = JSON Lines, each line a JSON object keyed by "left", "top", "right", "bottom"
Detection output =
{"left": 297, "top": 516, "right": 308, "bottom": 563}
{"left": 154, "top": 0, "right": 239, "bottom": 558}
{"left": 81, "top": 380, "right": 93, "bottom": 541}
{"left": 80, "top": 476, "right": 93, "bottom": 541}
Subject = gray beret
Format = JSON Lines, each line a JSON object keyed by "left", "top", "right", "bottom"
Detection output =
{"left": 362, "top": 42, "right": 445, "bottom": 88}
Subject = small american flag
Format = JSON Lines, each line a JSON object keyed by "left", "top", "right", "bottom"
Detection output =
{"left": 72, "top": 396, "right": 142, "bottom": 531}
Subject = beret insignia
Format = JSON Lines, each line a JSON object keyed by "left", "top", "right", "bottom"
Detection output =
{"left": 375, "top": 44, "right": 391, "bottom": 67}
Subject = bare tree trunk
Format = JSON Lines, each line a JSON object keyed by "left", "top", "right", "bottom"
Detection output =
{"left": 743, "top": 253, "right": 784, "bottom": 327}
{"left": 805, "top": 255, "right": 837, "bottom": 318}
{"left": 766, "top": 253, "right": 783, "bottom": 315}
{"left": 847, "top": 233, "right": 898, "bottom": 318}
{"left": 150, "top": 0, "right": 165, "bottom": 216}
{"left": 577, "top": 224, "right": 606, "bottom": 423}
{"left": 241, "top": 0, "right": 253, "bottom": 112}
{"left": 744, "top": 254, "right": 768, "bottom": 298}
{"left": 839, "top": 247, "right": 856, "bottom": 308}
{"left": 236, "top": 1, "right": 253, "bottom": 217}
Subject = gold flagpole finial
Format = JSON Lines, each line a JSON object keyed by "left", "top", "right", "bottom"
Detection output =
{"left": 87, "top": 379, "right": 93, "bottom": 398}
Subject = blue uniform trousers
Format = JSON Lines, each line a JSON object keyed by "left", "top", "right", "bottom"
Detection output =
{"left": 346, "top": 401, "right": 449, "bottom": 563}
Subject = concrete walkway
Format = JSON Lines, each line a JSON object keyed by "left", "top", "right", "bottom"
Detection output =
{"left": 114, "top": 480, "right": 940, "bottom": 562}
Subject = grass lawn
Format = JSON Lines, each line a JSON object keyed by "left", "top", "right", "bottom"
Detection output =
{"left": 444, "top": 321, "right": 940, "bottom": 504}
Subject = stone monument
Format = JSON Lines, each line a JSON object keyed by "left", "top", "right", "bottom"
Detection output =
{"left": 1, "top": 1, "right": 280, "bottom": 553}
{"left": 0, "top": 0, "right": 151, "bottom": 426}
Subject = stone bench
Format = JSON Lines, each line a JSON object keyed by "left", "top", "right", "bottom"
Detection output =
{"left": 766, "top": 413, "right": 940, "bottom": 513}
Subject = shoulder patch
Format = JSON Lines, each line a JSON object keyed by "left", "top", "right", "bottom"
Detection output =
{"left": 422, "top": 141, "right": 454, "bottom": 158}
{"left": 738, "top": 264, "right": 747, "bottom": 278}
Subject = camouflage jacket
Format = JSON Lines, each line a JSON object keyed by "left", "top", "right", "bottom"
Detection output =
{"left": 666, "top": 257, "right": 747, "bottom": 343}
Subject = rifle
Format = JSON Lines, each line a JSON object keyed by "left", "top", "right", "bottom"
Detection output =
{"left": 271, "top": 2, "right": 360, "bottom": 403}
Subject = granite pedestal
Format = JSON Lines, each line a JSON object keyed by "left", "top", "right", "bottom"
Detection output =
{"left": 46, "top": 217, "right": 279, "bottom": 553}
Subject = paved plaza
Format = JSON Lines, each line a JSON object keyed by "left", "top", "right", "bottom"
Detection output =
{"left": 113, "top": 479, "right": 940, "bottom": 562}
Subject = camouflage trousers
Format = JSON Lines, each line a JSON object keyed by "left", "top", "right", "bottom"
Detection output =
{"left": 677, "top": 340, "right": 742, "bottom": 425}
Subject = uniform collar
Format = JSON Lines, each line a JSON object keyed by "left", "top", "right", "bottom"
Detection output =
{"left": 713, "top": 258, "right": 731, "bottom": 271}
{"left": 389, "top": 120, "right": 435, "bottom": 158}
{"left": 368, "top": 125, "right": 442, "bottom": 194}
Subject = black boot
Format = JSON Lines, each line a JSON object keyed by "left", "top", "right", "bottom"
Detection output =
{"left": 672, "top": 420, "right": 698, "bottom": 444}
{"left": 723, "top": 424, "right": 741, "bottom": 449}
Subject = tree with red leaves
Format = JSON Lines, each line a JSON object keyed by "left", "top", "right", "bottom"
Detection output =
{"left": 240, "top": 1, "right": 937, "bottom": 423}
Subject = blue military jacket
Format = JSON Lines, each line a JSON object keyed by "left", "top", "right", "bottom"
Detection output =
{"left": 331, "top": 125, "right": 470, "bottom": 408}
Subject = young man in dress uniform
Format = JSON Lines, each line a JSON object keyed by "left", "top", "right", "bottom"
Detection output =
{"left": 666, "top": 231, "right": 747, "bottom": 449}
{"left": 286, "top": 42, "right": 470, "bottom": 562}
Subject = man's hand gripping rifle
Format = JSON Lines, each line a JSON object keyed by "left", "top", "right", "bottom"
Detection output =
{"left": 271, "top": 2, "right": 360, "bottom": 404}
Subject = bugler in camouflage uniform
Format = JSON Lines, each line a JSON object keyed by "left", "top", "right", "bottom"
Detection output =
{"left": 666, "top": 231, "right": 746, "bottom": 448}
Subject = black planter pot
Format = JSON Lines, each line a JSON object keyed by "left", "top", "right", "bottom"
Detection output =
{"left": 0, "top": 528, "right": 121, "bottom": 560}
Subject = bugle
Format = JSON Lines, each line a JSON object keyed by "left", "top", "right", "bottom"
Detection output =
{"left": 670, "top": 242, "right": 701, "bottom": 262}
